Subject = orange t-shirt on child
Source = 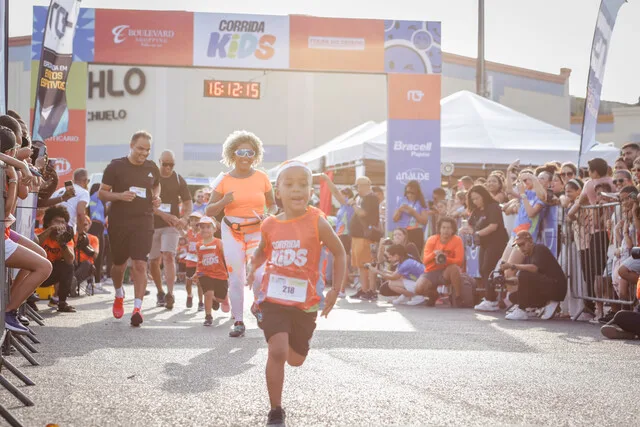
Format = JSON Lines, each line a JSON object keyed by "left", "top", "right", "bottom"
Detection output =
{"left": 258, "top": 207, "right": 324, "bottom": 311}
{"left": 185, "top": 230, "right": 199, "bottom": 268}
{"left": 196, "top": 238, "right": 228, "bottom": 280}
{"left": 214, "top": 170, "right": 272, "bottom": 217}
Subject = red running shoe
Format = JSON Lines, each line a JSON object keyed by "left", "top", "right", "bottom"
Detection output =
{"left": 221, "top": 296, "right": 230, "bottom": 313}
{"left": 131, "top": 308, "right": 143, "bottom": 327}
{"left": 112, "top": 297, "right": 124, "bottom": 319}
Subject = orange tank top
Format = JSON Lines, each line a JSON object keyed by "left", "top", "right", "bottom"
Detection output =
{"left": 185, "top": 230, "right": 199, "bottom": 267}
{"left": 258, "top": 207, "right": 323, "bottom": 311}
{"left": 196, "top": 238, "right": 227, "bottom": 280}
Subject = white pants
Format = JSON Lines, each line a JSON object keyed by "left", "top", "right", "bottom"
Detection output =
{"left": 222, "top": 217, "right": 265, "bottom": 322}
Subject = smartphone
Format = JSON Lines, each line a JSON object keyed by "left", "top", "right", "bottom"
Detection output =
{"left": 64, "top": 180, "right": 73, "bottom": 190}
{"left": 48, "top": 158, "right": 56, "bottom": 168}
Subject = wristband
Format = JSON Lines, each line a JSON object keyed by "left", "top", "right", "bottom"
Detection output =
{"left": 7, "top": 179, "right": 17, "bottom": 184}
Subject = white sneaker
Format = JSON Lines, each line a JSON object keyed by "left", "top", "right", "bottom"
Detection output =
{"left": 406, "top": 295, "right": 426, "bottom": 306}
{"left": 392, "top": 294, "right": 411, "bottom": 305}
{"left": 540, "top": 301, "right": 559, "bottom": 320}
{"left": 474, "top": 299, "right": 500, "bottom": 312}
{"left": 505, "top": 306, "right": 528, "bottom": 321}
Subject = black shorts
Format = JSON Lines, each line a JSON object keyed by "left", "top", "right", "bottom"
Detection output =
{"left": 186, "top": 266, "right": 197, "bottom": 278}
{"left": 260, "top": 302, "right": 318, "bottom": 357}
{"left": 108, "top": 226, "right": 154, "bottom": 266}
{"left": 198, "top": 276, "right": 228, "bottom": 299}
{"left": 339, "top": 234, "right": 352, "bottom": 254}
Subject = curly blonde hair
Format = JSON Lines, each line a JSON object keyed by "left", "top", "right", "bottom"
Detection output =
{"left": 221, "top": 130, "right": 264, "bottom": 167}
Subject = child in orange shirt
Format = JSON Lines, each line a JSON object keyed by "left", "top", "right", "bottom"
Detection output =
{"left": 247, "top": 160, "right": 346, "bottom": 425}
{"left": 184, "top": 212, "right": 203, "bottom": 310}
{"left": 193, "top": 216, "right": 229, "bottom": 326}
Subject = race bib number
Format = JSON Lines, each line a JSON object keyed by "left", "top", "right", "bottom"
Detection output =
{"left": 129, "top": 186, "right": 146, "bottom": 198}
{"left": 185, "top": 253, "right": 198, "bottom": 262}
{"left": 266, "top": 274, "right": 307, "bottom": 303}
{"left": 159, "top": 203, "right": 171, "bottom": 213}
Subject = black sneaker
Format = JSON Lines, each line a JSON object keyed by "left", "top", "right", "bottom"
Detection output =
{"left": 156, "top": 293, "right": 166, "bottom": 307}
{"left": 599, "top": 311, "right": 616, "bottom": 324}
{"left": 186, "top": 296, "right": 193, "bottom": 309}
{"left": 229, "top": 321, "right": 246, "bottom": 338}
{"left": 203, "top": 315, "right": 213, "bottom": 327}
{"left": 165, "top": 293, "right": 175, "bottom": 310}
{"left": 266, "top": 407, "right": 286, "bottom": 426}
{"left": 57, "top": 303, "right": 77, "bottom": 313}
{"left": 350, "top": 289, "right": 365, "bottom": 299}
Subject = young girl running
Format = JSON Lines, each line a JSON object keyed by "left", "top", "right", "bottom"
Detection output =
{"left": 184, "top": 212, "right": 204, "bottom": 311}
{"left": 193, "top": 216, "right": 230, "bottom": 326}
{"left": 247, "top": 160, "right": 346, "bottom": 426}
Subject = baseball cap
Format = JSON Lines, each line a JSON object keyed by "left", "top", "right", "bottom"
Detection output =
{"left": 189, "top": 211, "right": 203, "bottom": 218}
{"left": 198, "top": 216, "right": 216, "bottom": 225}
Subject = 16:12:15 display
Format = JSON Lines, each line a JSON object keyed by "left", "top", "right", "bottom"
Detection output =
{"left": 203, "top": 80, "right": 261, "bottom": 100}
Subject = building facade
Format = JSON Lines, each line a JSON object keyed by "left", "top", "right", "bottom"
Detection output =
{"left": 9, "top": 36, "right": 571, "bottom": 177}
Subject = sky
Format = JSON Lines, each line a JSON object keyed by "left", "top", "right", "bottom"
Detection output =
{"left": 9, "top": 0, "right": 640, "bottom": 104}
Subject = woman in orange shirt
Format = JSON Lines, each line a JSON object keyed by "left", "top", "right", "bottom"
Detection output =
{"left": 206, "top": 131, "right": 277, "bottom": 338}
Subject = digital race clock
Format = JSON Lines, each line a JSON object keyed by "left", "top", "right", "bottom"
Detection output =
{"left": 203, "top": 80, "right": 261, "bottom": 100}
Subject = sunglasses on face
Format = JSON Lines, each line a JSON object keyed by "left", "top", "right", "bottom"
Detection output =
{"left": 161, "top": 162, "right": 174, "bottom": 168}
{"left": 560, "top": 172, "right": 574, "bottom": 178}
{"left": 633, "top": 168, "right": 640, "bottom": 173}
{"left": 614, "top": 179, "right": 626, "bottom": 184}
{"left": 235, "top": 149, "right": 255, "bottom": 158}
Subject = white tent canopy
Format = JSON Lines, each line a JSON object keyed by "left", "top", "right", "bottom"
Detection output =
{"left": 270, "top": 90, "right": 618, "bottom": 176}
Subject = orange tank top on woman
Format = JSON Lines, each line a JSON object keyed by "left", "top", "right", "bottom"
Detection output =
{"left": 215, "top": 170, "right": 272, "bottom": 218}
{"left": 258, "top": 207, "right": 323, "bottom": 311}
{"left": 196, "top": 238, "right": 228, "bottom": 280}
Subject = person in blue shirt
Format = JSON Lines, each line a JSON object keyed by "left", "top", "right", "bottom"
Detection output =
{"left": 320, "top": 173, "right": 355, "bottom": 297}
{"left": 88, "top": 183, "right": 107, "bottom": 285}
{"left": 367, "top": 244, "right": 426, "bottom": 306}
{"left": 393, "top": 180, "right": 428, "bottom": 251}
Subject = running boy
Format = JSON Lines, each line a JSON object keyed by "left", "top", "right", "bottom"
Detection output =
{"left": 184, "top": 211, "right": 203, "bottom": 310}
{"left": 247, "top": 160, "right": 346, "bottom": 426}
{"left": 193, "top": 216, "right": 230, "bottom": 326}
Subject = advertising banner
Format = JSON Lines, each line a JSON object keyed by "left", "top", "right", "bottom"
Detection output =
{"left": 579, "top": 0, "right": 625, "bottom": 159}
{"left": 465, "top": 244, "right": 480, "bottom": 278}
{"left": 386, "top": 119, "right": 441, "bottom": 232}
{"left": 387, "top": 73, "right": 441, "bottom": 120}
{"left": 32, "top": 6, "right": 94, "bottom": 62}
{"left": 31, "top": 108, "right": 86, "bottom": 180}
{"left": 289, "top": 16, "right": 384, "bottom": 73}
{"left": 384, "top": 21, "right": 442, "bottom": 74}
{"left": 32, "top": 0, "right": 82, "bottom": 141}
{"left": 95, "top": 9, "right": 194, "bottom": 66}
{"left": 193, "top": 13, "right": 290, "bottom": 69}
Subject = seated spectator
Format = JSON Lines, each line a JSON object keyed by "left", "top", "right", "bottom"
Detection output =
{"left": 501, "top": 231, "right": 566, "bottom": 321}
{"left": 75, "top": 215, "right": 99, "bottom": 291}
{"left": 413, "top": 217, "right": 464, "bottom": 306}
{"left": 377, "top": 228, "right": 422, "bottom": 298}
{"left": 36, "top": 205, "right": 77, "bottom": 313}
{"left": 367, "top": 244, "right": 426, "bottom": 306}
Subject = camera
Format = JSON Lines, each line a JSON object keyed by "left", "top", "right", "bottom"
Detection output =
{"left": 632, "top": 247, "right": 640, "bottom": 259}
{"left": 488, "top": 270, "right": 506, "bottom": 287}
{"left": 76, "top": 232, "right": 96, "bottom": 257}
{"left": 56, "top": 225, "right": 74, "bottom": 246}
{"left": 435, "top": 252, "right": 447, "bottom": 265}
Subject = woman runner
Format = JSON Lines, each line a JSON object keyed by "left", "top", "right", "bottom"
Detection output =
{"left": 206, "top": 131, "right": 277, "bottom": 338}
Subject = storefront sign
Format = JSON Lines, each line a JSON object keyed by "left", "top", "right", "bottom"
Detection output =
{"left": 88, "top": 67, "right": 146, "bottom": 99}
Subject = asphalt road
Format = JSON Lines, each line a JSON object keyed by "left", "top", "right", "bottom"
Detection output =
{"left": 2, "top": 284, "right": 639, "bottom": 427}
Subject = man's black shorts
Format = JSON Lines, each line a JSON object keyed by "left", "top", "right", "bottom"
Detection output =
{"left": 198, "top": 276, "right": 228, "bottom": 299}
{"left": 108, "top": 226, "right": 154, "bottom": 266}
{"left": 260, "top": 301, "right": 318, "bottom": 357}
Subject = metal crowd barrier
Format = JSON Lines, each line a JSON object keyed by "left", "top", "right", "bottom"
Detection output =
{"left": 0, "top": 162, "right": 38, "bottom": 427}
{"left": 564, "top": 202, "right": 637, "bottom": 320}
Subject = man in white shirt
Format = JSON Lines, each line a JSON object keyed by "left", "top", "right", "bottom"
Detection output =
{"left": 51, "top": 168, "right": 90, "bottom": 230}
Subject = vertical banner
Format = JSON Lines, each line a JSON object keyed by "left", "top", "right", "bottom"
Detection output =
{"left": 579, "top": 0, "right": 626, "bottom": 160}
{"left": 0, "top": 0, "right": 6, "bottom": 115}
{"left": 386, "top": 73, "right": 441, "bottom": 233}
{"left": 32, "top": 0, "right": 82, "bottom": 141}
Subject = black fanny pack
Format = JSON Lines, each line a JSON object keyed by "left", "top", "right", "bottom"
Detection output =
{"left": 223, "top": 217, "right": 262, "bottom": 232}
